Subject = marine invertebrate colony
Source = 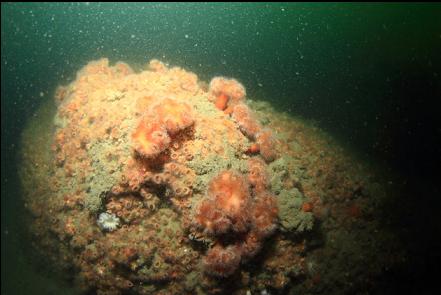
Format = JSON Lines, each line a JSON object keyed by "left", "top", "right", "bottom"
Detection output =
{"left": 21, "top": 58, "right": 290, "bottom": 293}
{"left": 132, "top": 98, "right": 194, "bottom": 158}
{"left": 193, "top": 169, "right": 278, "bottom": 277}
{"left": 203, "top": 244, "right": 241, "bottom": 277}
{"left": 232, "top": 103, "right": 262, "bottom": 139}
{"left": 20, "top": 58, "right": 289, "bottom": 294}
{"left": 20, "top": 57, "right": 393, "bottom": 295}
{"left": 150, "top": 98, "right": 194, "bottom": 135}
{"left": 209, "top": 76, "right": 246, "bottom": 100}
{"left": 194, "top": 170, "right": 252, "bottom": 236}
{"left": 209, "top": 76, "right": 246, "bottom": 111}
{"left": 132, "top": 118, "right": 171, "bottom": 158}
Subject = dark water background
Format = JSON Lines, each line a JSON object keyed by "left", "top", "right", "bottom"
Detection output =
{"left": 2, "top": 3, "right": 440, "bottom": 294}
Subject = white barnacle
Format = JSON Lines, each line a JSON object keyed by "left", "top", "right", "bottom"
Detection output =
{"left": 97, "top": 212, "right": 120, "bottom": 231}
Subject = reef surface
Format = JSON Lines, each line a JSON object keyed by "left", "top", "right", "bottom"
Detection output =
{"left": 19, "top": 58, "right": 402, "bottom": 294}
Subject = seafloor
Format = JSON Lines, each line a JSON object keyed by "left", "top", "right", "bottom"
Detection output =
{"left": 19, "top": 59, "right": 403, "bottom": 295}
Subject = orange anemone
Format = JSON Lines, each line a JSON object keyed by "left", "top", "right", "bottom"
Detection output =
{"left": 209, "top": 171, "right": 250, "bottom": 216}
{"left": 150, "top": 98, "right": 194, "bottom": 135}
{"left": 215, "top": 93, "right": 230, "bottom": 111}
{"left": 132, "top": 118, "right": 170, "bottom": 158}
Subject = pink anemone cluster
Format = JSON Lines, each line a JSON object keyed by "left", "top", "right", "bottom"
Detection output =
{"left": 208, "top": 77, "right": 246, "bottom": 111}
{"left": 193, "top": 170, "right": 278, "bottom": 277}
{"left": 132, "top": 98, "right": 194, "bottom": 158}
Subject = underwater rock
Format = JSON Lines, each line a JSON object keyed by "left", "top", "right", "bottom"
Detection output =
{"left": 19, "top": 57, "right": 396, "bottom": 295}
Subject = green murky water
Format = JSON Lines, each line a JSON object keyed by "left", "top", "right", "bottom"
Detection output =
{"left": 2, "top": 3, "right": 440, "bottom": 294}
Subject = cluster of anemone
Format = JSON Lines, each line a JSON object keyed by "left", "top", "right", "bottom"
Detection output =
{"left": 106, "top": 195, "right": 149, "bottom": 224}
{"left": 247, "top": 157, "right": 269, "bottom": 194}
{"left": 203, "top": 244, "right": 241, "bottom": 277}
{"left": 113, "top": 156, "right": 194, "bottom": 214}
{"left": 232, "top": 103, "right": 262, "bottom": 140}
{"left": 193, "top": 170, "right": 278, "bottom": 277}
{"left": 131, "top": 120, "right": 171, "bottom": 159}
{"left": 151, "top": 99, "right": 194, "bottom": 135}
{"left": 148, "top": 59, "right": 168, "bottom": 72}
{"left": 231, "top": 103, "right": 278, "bottom": 162}
{"left": 113, "top": 61, "right": 134, "bottom": 77}
{"left": 208, "top": 77, "right": 246, "bottom": 111}
{"left": 132, "top": 98, "right": 194, "bottom": 159}
{"left": 194, "top": 171, "right": 250, "bottom": 236}
{"left": 208, "top": 77, "right": 278, "bottom": 163}
{"left": 142, "top": 169, "right": 193, "bottom": 200}
{"left": 163, "top": 162, "right": 195, "bottom": 197}
{"left": 256, "top": 129, "right": 278, "bottom": 162}
{"left": 170, "top": 141, "right": 194, "bottom": 162}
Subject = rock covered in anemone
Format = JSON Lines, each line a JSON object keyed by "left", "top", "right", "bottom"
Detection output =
{"left": 19, "top": 57, "right": 384, "bottom": 295}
